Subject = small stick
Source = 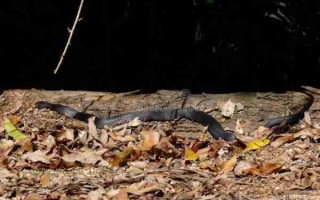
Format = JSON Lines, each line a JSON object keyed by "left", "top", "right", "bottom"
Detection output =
{"left": 53, "top": 0, "right": 85, "bottom": 74}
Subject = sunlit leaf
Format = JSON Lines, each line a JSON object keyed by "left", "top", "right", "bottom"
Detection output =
{"left": 185, "top": 148, "right": 199, "bottom": 161}
{"left": 3, "top": 117, "right": 28, "bottom": 140}
{"left": 243, "top": 138, "right": 270, "bottom": 153}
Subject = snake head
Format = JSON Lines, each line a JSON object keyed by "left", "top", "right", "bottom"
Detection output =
{"left": 35, "top": 101, "right": 53, "bottom": 109}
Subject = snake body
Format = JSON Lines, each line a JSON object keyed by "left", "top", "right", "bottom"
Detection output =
{"left": 35, "top": 92, "right": 313, "bottom": 142}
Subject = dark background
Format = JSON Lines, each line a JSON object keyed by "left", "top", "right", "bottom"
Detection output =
{"left": 1, "top": 0, "right": 319, "bottom": 93}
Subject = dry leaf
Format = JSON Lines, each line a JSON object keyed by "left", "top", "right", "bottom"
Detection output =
{"left": 235, "top": 119, "right": 245, "bottom": 135}
{"left": 259, "top": 162, "right": 282, "bottom": 174}
{"left": 271, "top": 135, "right": 294, "bottom": 147}
{"left": 109, "top": 131, "right": 135, "bottom": 142}
{"left": 25, "top": 193, "right": 44, "bottom": 200}
{"left": 221, "top": 99, "right": 235, "bottom": 118}
{"left": 0, "top": 139, "right": 14, "bottom": 155}
{"left": 128, "top": 161, "right": 160, "bottom": 169}
{"left": 235, "top": 103, "right": 244, "bottom": 111}
{"left": 185, "top": 148, "right": 199, "bottom": 161}
{"left": 243, "top": 138, "right": 270, "bottom": 153}
{"left": 106, "top": 189, "right": 121, "bottom": 198}
{"left": 197, "top": 147, "right": 210, "bottom": 161}
{"left": 128, "top": 117, "right": 143, "bottom": 127}
{"left": 154, "top": 137, "right": 181, "bottom": 157}
{"left": 15, "top": 137, "right": 33, "bottom": 154}
{"left": 40, "top": 173, "right": 51, "bottom": 187}
{"left": 40, "top": 135, "right": 56, "bottom": 151}
{"left": 113, "top": 189, "right": 129, "bottom": 200}
{"left": 220, "top": 155, "right": 237, "bottom": 173}
{"left": 88, "top": 117, "right": 99, "bottom": 140}
{"left": 87, "top": 188, "right": 107, "bottom": 200}
{"left": 0, "top": 168, "right": 17, "bottom": 178}
{"left": 293, "top": 128, "right": 314, "bottom": 139}
{"left": 56, "top": 129, "right": 74, "bottom": 142}
{"left": 7, "top": 115, "right": 21, "bottom": 125}
{"left": 234, "top": 161, "right": 256, "bottom": 175}
{"left": 304, "top": 111, "right": 312, "bottom": 125}
{"left": 100, "top": 129, "right": 109, "bottom": 145}
{"left": 126, "top": 181, "right": 145, "bottom": 193}
{"left": 3, "top": 117, "right": 28, "bottom": 140}
{"left": 253, "top": 126, "right": 272, "bottom": 138}
{"left": 22, "top": 150, "right": 52, "bottom": 164}
{"left": 110, "top": 147, "right": 133, "bottom": 166}
{"left": 126, "top": 181, "right": 161, "bottom": 195}
{"left": 191, "top": 141, "right": 209, "bottom": 152}
{"left": 140, "top": 130, "right": 160, "bottom": 150}
{"left": 62, "top": 149, "right": 103, "bottom": 166}
{"left": 242, "top": 167, "right": 261, "bottom": 176}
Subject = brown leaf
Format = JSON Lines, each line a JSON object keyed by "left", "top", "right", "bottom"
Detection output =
{"left": 113, "top": 189, "right": 129, "bottom": 200}
{"left": 271, "top": 135, "right": 294, "bottom": 147}
{"left": 40, "top": 135, "right": 56, "bottom": 151}
{"left": 220, "top": 155, "right": 237, "bottom": 173}
{"left": 22, "top": 150, "right": 53, "bottom": 164}
{"left": 197, "top": 147, "right": 210, "bottom": 161}
{"left": 293, "top": 128, "right": 314, "bottom": 139}
{"left": 107, "top": 189, "right": 121, "bottom": 199}
{"left": 109, "top": 131, "right": 135, "bottom": 142}
{"left": 7, "top": 115, "right": 21, "bottom": 125}
{"left": 234, "top": 161, "right": 256, "bottom": 176}
{"left": 56, "top": 129, "right": 74, "bottom": 142}
{"left": 25, "top": 193, "right": 44, "bottom": 200}
{"left": 154, "top": 137, "right": 181, "bottom": 157}
{"left": 100, "top": 129, "right": 109, "bottom": 145}
{"left": 0, "top": 168, "right": 17, "bottom": 178}
{"left": 139, "top": 130, "right": 160, "bottom": 150}
{"left": 88, "top": 117, "right": 99, "bottom": 140}
{"left": 128, "top": 161, "right": 160, "bottom": 169}
{"left": 0, "top": 139, "right": 14, "bottom": 156}
{"left": 242, "top": 168, "right": 261, "bottom": 176}
{"left": 253, "top": 126, "right": 273, "bottom": 138}
{"left": 0, "top": 118, "right": 4, "bottom": 132}
{"left": 62, "top": 148, "right": 103, "bottom": 167}
{"left": 258, "top": 162, "right": 282, "bottom": 175}
{"left": 39, "top": 173, "right": 51, "bottom": 187}
{"left": 110, "top": 147, "right": 133, "bottom": 166}
{"left": 87, "top": 188, "right": 107, "bottom": 200}
{"left": 15, "top": 137, "right": 33, "bottom": 154}
{"left": 126, "top": 181, "right": 162, "bottom": 195}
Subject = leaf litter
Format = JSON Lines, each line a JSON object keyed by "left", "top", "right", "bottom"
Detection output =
{"left": 1, "top": 101, "right": 320, "bottom": 199}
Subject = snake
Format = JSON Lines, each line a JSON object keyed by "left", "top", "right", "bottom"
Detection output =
{"left": 35, "top": 92, "right": 313, "bottom": 142}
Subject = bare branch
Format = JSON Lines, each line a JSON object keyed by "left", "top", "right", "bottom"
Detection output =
{"left": 53, "top": 0, "right": 85, "bottom": 74}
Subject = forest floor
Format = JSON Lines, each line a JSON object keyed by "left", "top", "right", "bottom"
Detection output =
{"left": 1, "top": 88, "right": 320, "bottom": 199}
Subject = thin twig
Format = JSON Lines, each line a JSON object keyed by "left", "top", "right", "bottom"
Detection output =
{"left": 53, "top": 0, "right": 85, "bottom": 74}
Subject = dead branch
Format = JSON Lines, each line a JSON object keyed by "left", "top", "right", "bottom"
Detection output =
{"left": 53, "top": 0, "right": 85, "bottom": 74}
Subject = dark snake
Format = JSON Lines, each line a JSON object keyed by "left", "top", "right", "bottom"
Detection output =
{"left": 35, "top": 92, "right": 313, "bottom": 142}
